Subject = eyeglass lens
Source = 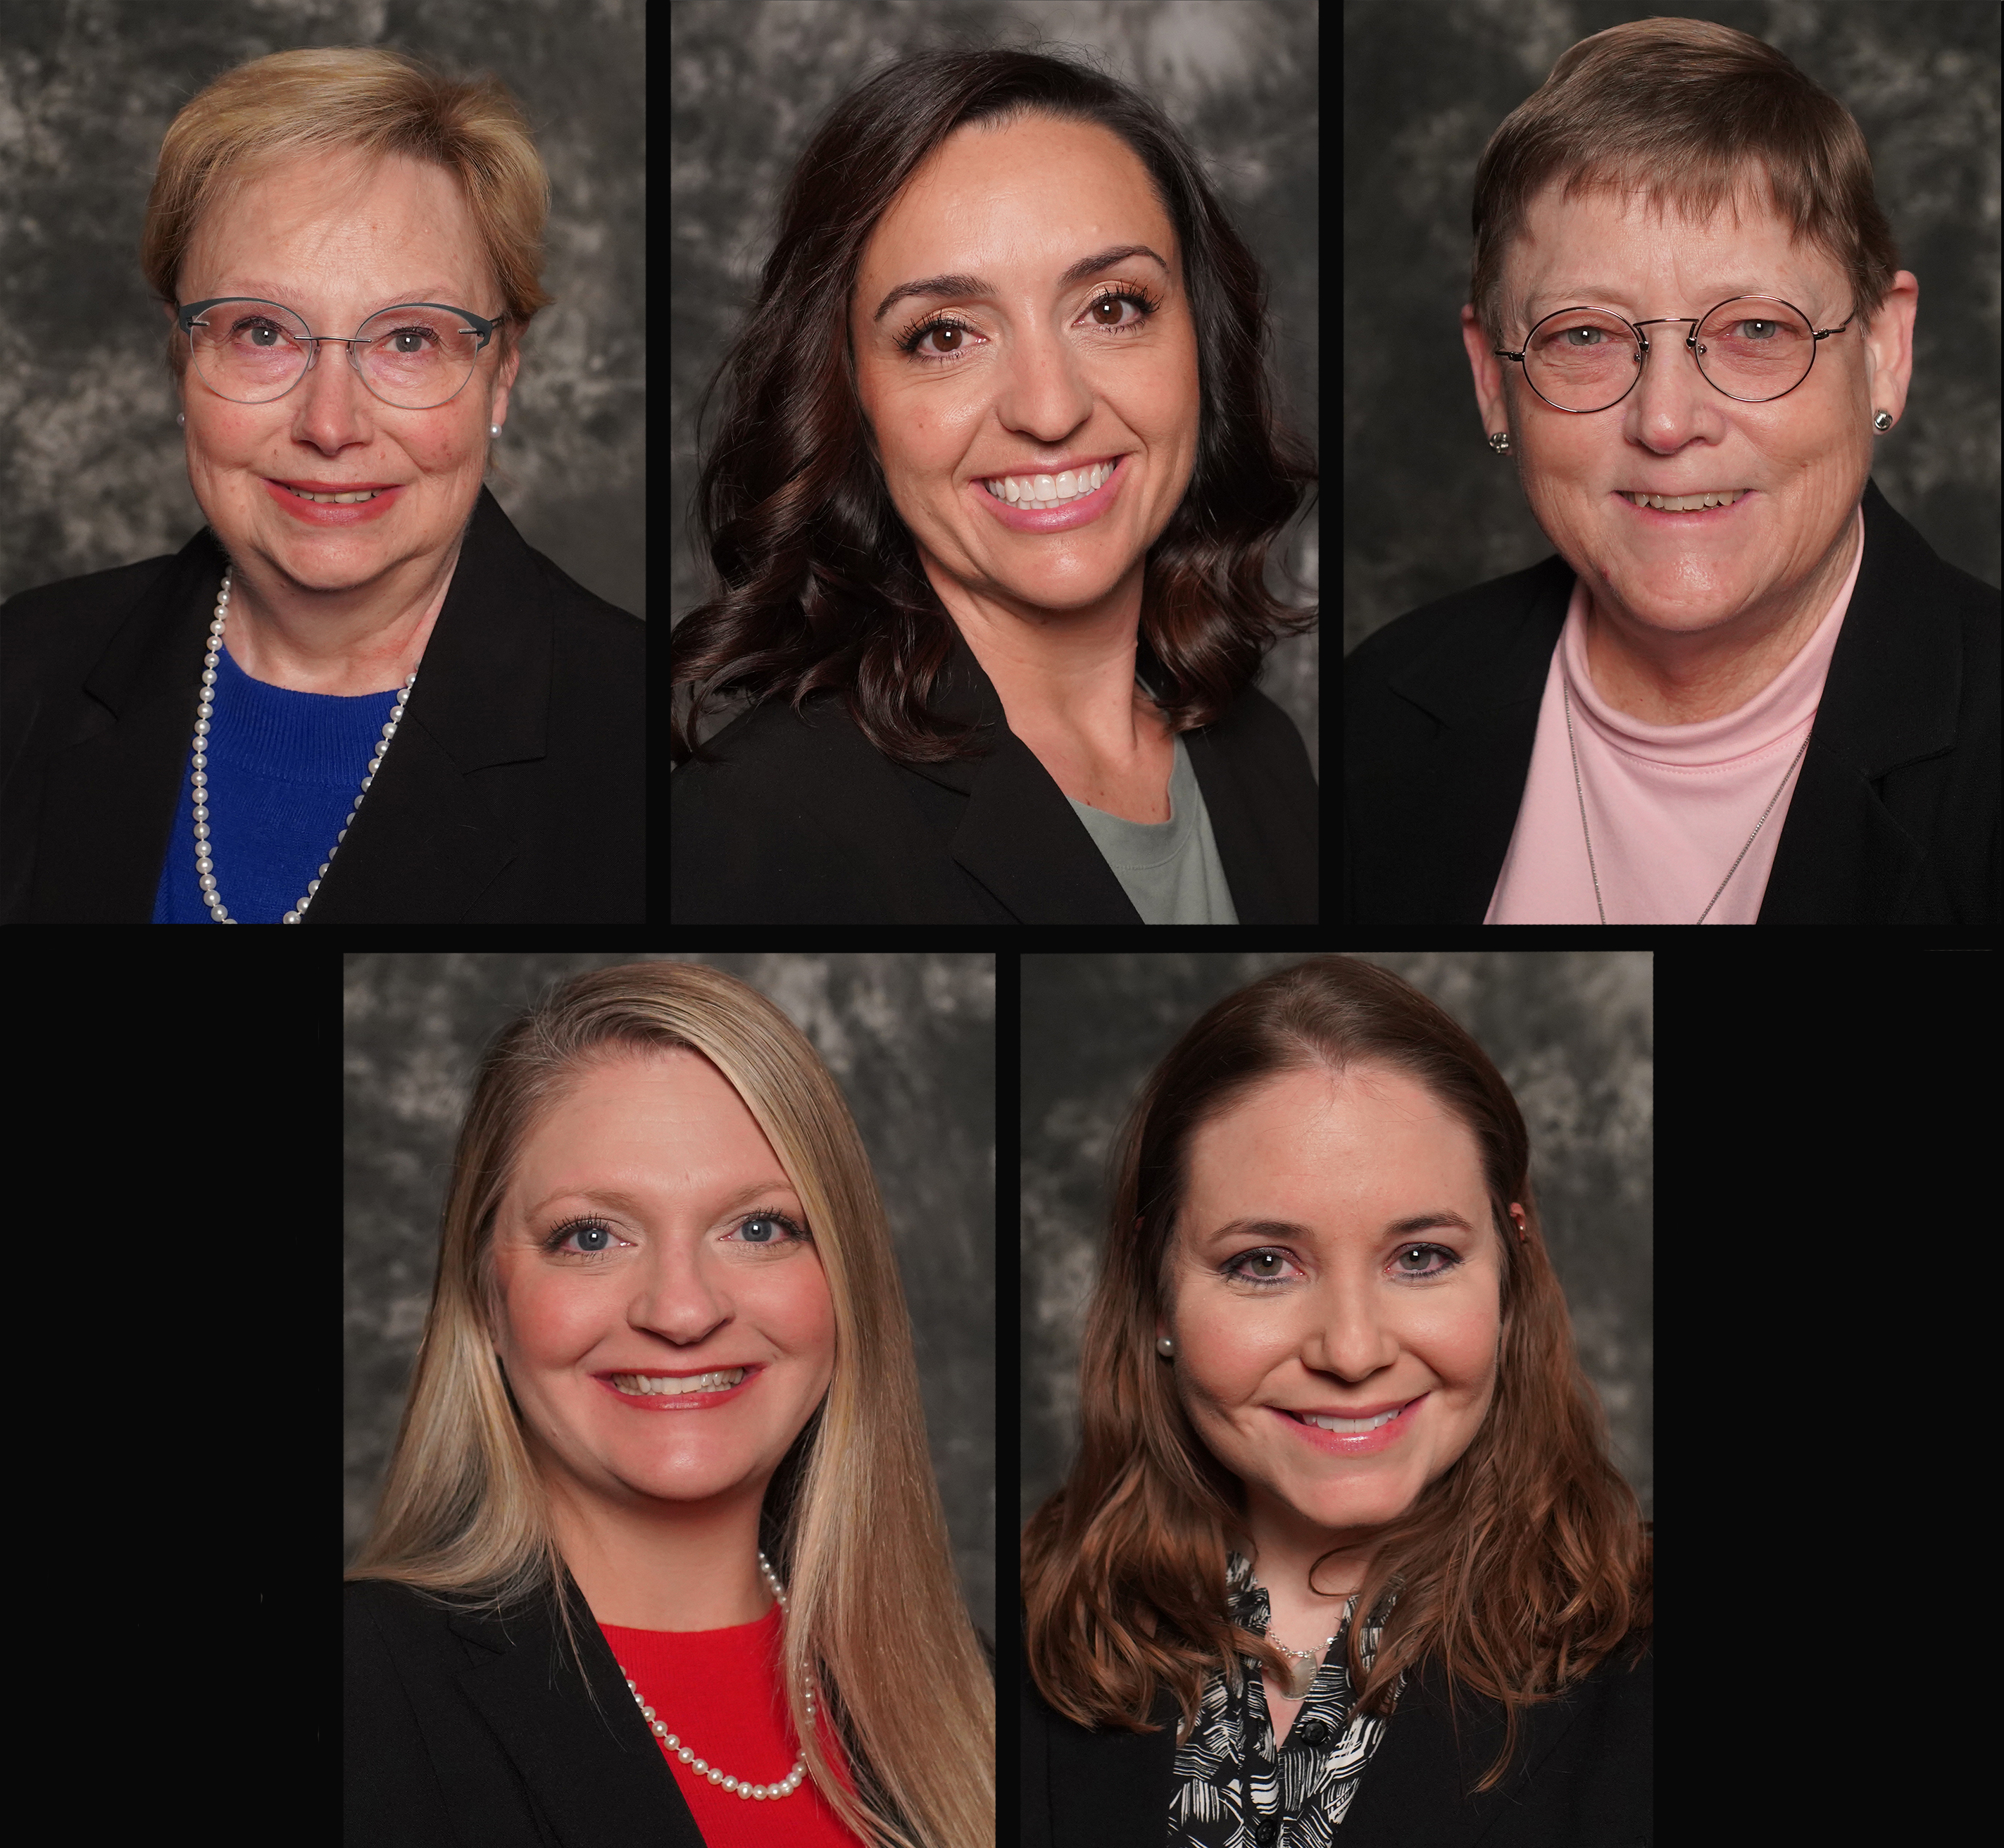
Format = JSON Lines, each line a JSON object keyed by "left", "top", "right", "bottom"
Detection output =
{"left": 1523, "top": 299, "right": 1816, "bottom": 411}
{"left": 187, "top": 301, "right": 483, "bottom": 408}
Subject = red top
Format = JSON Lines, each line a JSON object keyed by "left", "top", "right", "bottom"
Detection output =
{"left": 599, "top": 1603, "right": 870, "bottom": 1848}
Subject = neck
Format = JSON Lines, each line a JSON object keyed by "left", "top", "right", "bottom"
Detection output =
{"left": 925, "top": 552, "right": 1158, "bottom": 760}
{"left": 220, "top": 549, "right": 457, "bottom": 696}
{"left": 539, "top": 1456, "right": 775, "bottom": 1632}
{"left": 1582, "top": 509, "right": 1857, "bottom": 725}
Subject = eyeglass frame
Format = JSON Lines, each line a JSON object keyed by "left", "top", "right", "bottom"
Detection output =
{"left": 1493, "top": 294, "right": 1854, "bottom": 413}
{"left": 173, "top": 296, "right": 506, "bottom": 408}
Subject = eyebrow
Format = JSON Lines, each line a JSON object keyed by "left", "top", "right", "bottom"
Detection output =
{"left": 872, "top": 244, "right": 1169, "bottom": 325}
{"left": 1527, "top": 282, "right": 1798, "bottom": 317}
{"left": 1204, "top": 1209, "right": 1478, "bottom": 1244}
{"left": 203, "top": 284, "right": 477, "bottom": 315}
{"left": 522, "top": 1176, "right": 798, "bottom": 1223}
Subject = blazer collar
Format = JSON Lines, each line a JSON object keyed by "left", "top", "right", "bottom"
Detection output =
{"left": 444, "top": 1572, "right": 703, "bottom": 1848}
{"left": 899, "top": 621, "right": 1146, "bottom": 923}
{"left": 1374, "top": 477, "right": 1974, "bottom": 925}
{"left": 37, "top": 486, "right": 552, "bottom": 922}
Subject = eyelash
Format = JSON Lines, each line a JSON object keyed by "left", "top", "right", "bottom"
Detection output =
{"left": 894, "top": 284, "right": 1163, "bottom": 364}
{"left": 540, "top": 1206, "right": 810, "bottom": 1264}
{"left": 1222, "top": 1244, "right": 1465, "bottom": 1290}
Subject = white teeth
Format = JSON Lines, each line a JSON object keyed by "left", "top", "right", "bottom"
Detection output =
{"left": 610, "top": 1368, "right": 746, "bottom": 1394}
{"left": 1624, "top": 489, "right": 1747, "bottom": 512}
{"left": 285, "top": 486, "right": 383, "bottom": 504}
{"left": 1297, "top": 1404, "right": 1405, "bottom": 1434}
{"left": 982, "top": 460, "right": 1114, "bottom": 505}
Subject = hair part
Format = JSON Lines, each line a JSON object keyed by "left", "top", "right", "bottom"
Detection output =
{"left": 346, "top": 961, "right": 994, "bottom": 1848}
{"left": 1020, "top": 956, "right": 1651, "bottom": 1800}
{"left": 1470, "top": 18, "right": 1900, "bottom": 351}
{"left": 672, "top": 38, "right": 1316, "bottom": 767}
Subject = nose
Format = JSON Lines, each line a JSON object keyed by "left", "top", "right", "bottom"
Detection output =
{"left": 289, "top": 336, "right": 376, "bottom": 442}
{"left": 1622, "top": 322, "right": 1724, "bottom": 451}
{"left": 633, "top": 1243, "right": 733, "bottom": 1347}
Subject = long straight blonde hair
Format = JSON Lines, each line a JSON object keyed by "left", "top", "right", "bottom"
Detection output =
{"left": 347, "top": 959, "right": 994, "bottom": 1848}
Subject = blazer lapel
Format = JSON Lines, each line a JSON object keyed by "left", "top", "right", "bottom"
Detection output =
{"left": 25, "top": 532, "right": 226, "bottom": 920}
{"left": 300, "top": 487, "right": 551, "bottom": 923}
{"left": 20, "top": 488, "right": 557, "bottom": 923}
{"left": 1756, "top": 479, "right": 1966, "bottom": 923}
{"left": 1367, "top": 561, "right": 1570, "bottom": 923}
{"left": 448, "top": 1588, "right": 703, "bottom": 1848}
{"left": 905, "top": 629, "right": 1146, "bottom": 924}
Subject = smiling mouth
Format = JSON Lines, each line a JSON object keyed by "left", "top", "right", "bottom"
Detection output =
{"left": 277, "top": 485, "right": 388, "bottom": 504}
{"left": 979, "top": 458, "right": 1118, "bottom": 506}
{"left": 1619, "top": 488, "right": 1751, "bottom": 511}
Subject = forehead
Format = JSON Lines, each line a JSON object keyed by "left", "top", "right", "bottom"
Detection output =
{"left": 1510, "top": 177, "right": 1838, "bottom": 315}
{"left": 1184, "top": 1066, "right": 1485, "bottom": 1206}
{"left": 185, "top": 146, "right": 487, "bottom": 295}
{"left": 855, "top": 113, "right": 1172, "bottom": 287}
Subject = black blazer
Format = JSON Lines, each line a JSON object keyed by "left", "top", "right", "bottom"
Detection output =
{"left": 345, "top": 1575, "right": 701, "bottom": 1848}
{"left": 1344, "top": 479, "right": 2000, "bottom": 925}
{"left": 671, "top": 626, "right": 1317, "bottom": 923}
{"left": 1020, "top": 1635, "right": 1653, "bottom": 1848}
{"left": 1, "top": 486, "right": 644, "bottom": 922}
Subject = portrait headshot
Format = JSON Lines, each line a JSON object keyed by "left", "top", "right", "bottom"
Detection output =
{"left": 0, "top": 20, "right": 645, "bottom": 924}
{"left": 1344, "top": 9, "right": 2001, "bottom": 928}
{"left": 344, "top": 954, "right": 996, "bottom": 1847}
{"left": 1020, "top": 952, "right": 1653, "bottom": 1845}
{"left": 670, "top": 5, "right": 1319, "bottom": 925}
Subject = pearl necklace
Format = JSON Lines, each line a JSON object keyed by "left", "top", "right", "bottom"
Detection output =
{"left": 190, "top": 566, "right": 418, "bottom": 923}
{"left": 616, "top": 1552, "right": 813, "bottom": 1804}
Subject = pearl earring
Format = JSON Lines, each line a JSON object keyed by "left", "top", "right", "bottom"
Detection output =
{"left": 1156, "top": 1335, "right": 1175, "bottom": 1357}
{"left": 177, "top": 413, "right": 184, "bottom": 427}
{"left": 490, "top": 424, "right": 501, "bottom": 438}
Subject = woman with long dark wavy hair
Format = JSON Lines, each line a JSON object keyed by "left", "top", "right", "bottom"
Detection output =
{"left": 1021, "top": 957, "right": 1651, "bottom": 1845}
{"left": 671, "top": 42, "right": 1317, "bottom": 925}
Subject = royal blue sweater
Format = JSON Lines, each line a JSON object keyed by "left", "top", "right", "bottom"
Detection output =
{"left": 150, "top": 640, "right": 405, "bottom": 923}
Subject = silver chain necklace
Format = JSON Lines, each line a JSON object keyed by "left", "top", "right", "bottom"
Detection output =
{"left": 615, "top": 1552, "right": 813, "bottom": 1804}
{"left": 1563, "top": 678, "right": 1808, "bottom": 925}
{"left": 191, "top": 566, "right": 417, "bottom": 923}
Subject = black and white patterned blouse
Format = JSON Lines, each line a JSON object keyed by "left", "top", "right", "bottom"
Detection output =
{"left": 1166, "top": 1553, "right": 1403, "bottom": 1848}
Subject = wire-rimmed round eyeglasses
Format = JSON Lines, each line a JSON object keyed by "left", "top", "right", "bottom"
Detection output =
{"left": 1494, "top": 294, "right": 1854, "bottom": 413}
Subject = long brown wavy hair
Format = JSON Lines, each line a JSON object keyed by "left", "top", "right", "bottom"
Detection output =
{"left": 347, "top": 960, "right": 994, "bottom": 1848}
{"left": 1021, "top": 955, "right": 1650, "bottom": 1799}
{"left": 672, "top": 39, "right": 1317, "bottom": 766}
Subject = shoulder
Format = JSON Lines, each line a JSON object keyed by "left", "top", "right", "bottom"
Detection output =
{"left": 1203, "top": 673, "right": 1314, "bottom": 768}
{"left": 344, "top": 1577, "right": 463, "bottom": 1652}
{"left": 520, "top": 541, "right": 645, "bottom": 651}
{"left": 1346, "top": 552, "right": 1573, "bottom": 692}
{"left": 673, "top": 685, "right": 911, "bottom": 811}
{"left": 1, "top": 547, "right": 189, "bottom": 662}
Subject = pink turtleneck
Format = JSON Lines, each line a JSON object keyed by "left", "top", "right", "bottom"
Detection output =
{"left": 1486, "top": 501, "right": 1864, "bottom": 924}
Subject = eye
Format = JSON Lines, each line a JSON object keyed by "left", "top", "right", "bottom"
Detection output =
{"left": 895, "top": 283, "right": 1162, "bottom": 364}
{"left": 730, "top": 1210, "right": 810, "bottom": 1247}
{"left": 542, "top": 1216, "right": 625, "bottom": 1259}
{"left": 1220, "top": 1243, "right": 1465, "bottom": 1288}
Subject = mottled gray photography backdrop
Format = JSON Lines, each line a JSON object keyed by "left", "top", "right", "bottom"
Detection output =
{"left": 1021, "top": 951, "right": 1653, "bottom": 1534}
{"left": 1, "top": 1, "right": 645, "bottom": 617}
{"left": 672, "top": 0, "right": 1320, "bottom": 770}
{"left": 345, "top": 951, "right": 996, "bottom": 1640}
{"left": 1344, "top": 0, "right": 2002, "bottom": 656}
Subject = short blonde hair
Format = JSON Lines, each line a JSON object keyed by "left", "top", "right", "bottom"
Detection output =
{"left": 1471, "top": 18, "right": 1900, "bottom": 349}
{"left": 140, "top": 45, "right": 555, "bottom": 384}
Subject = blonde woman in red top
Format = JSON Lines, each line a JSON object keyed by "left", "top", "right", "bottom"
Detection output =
{"left": 347, "top": 959, "right": 993, "bottom": 1848}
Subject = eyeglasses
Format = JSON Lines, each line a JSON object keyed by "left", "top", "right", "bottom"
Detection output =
{"left": 175, "top": 297, "right": 505, "bottom": 409}
{"left": 1493, "top": 294, "right": 1853, "bottom": 414}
